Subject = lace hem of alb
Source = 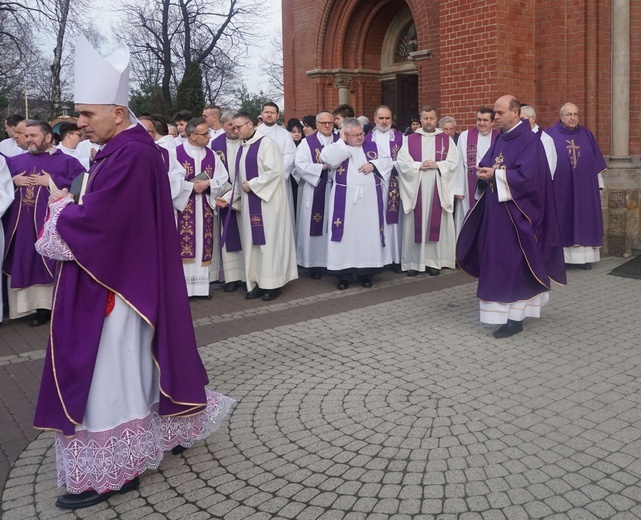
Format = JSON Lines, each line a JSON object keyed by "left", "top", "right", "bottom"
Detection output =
{"left": 35, "top": 196, "right": 75, "bottom": 261}
{"left": 55, "top": 389, "right": 235, "bottom": 494}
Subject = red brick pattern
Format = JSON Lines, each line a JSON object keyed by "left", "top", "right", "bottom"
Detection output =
{"left": 283, "top": 0, "right": 626, "bottom": 155}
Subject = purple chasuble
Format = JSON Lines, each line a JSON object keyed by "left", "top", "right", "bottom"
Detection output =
{"left": 4, "top": 150, "right": 84, "bottom": 288}
{"left": 210, "top": 134, "right": 242, "bottom": 253}
{"left": 456, "top": 120, "right": 566, "bottom": 304}
{"left": 465, "top": 128, "right": 499, "bottom": 204}
{"left": 545, "top": 121, "right": 606, "bottom": 247}
{"left": 236, "top": 137, "right": 266, "bottom": 245}
{"left": 407, "top": 132, "right": 448, "bottom": 243}
{"left": 306, "top": 131, "right": 339, "bottom": 236}
{"left": 365, "top": 130, "right": 403, "bottom": 224}
{"left": 330, "top": 140, "right": 385, "bottom": 246}
{"left": 34, "top": 125, "right": 209, "bottom": 435}
{"left": 175, "top": 144, "right": 216, "bottom": 264}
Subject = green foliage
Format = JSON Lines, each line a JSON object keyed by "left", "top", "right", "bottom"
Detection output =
{"left": 233, "top": 85, "right": 277, "bottom": 122}
{"left": 175, "top": 62, "right": 205, "bottom": 117}
{"left": 130, "top": 74, "right": 168, "bottom": 117}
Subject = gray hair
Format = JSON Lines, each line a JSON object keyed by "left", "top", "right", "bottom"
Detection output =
{"left": 185, "top": 116, "right": 207, "bottom": 137}
{"left": 316, "top": 110, "right": 332, "bottom": 120}
{"left": 357, "top": 115, "right": 369, "bottom": 126}
{"left": 341, "top": 117, "right": 362, "bottom": 132}
{"left": 520, "top": 105, "right": 536, "bottom": 118}
{"left": 220, "top": 110, "right": 235, "bottom": 124}
{"left": 560, "top": 102, "right": 579, "bottom": 116}
{"left": 438, "top": 116, "right": 456, "bottom": 128}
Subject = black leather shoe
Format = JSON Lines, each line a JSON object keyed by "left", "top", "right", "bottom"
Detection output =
{"left": 245, "top": 285, "right": 263, "bottom": 299}
{"left": 171, "top": 445, "right": 188, "bottom": 455}
{"left": 360, "top": 279, "right": 372, "bottom": 288}
{"left": 337, "top": 280, "right": 349, "bottom": 290}
{"left": 310, "top": 268, "right": 323, "bottom": 280}
{"left": 391, "top": 263, "right": 402, "bottom": 274}
{"left": 29, "top": 309, "right": 51, "bottom": 327}
{"left": 493, "top": 319, "right": 523, "bottom": 339}
{"left": 575, "top": 263, "right": 592, "bottom": 270}
{"left": 261, "top": 288, "right": 281, "bottom": 301}
{"left": 55, "top": 477, "right": 140, "bottom": 509}
{"left": 426, "top": 267, "right": 441, "bottom": 276}
{"left": 223, "top": 280, "right": 241, "bottom": 292}
{"left": 407, "top": 270, "right": 419, "bottom": 277}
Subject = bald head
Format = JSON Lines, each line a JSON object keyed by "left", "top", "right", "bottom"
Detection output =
{"left": 560, "top": 103, "right": 579, "bottom": 130}
{"left": 493, "top": 95, "right": 521, "bottom": 132}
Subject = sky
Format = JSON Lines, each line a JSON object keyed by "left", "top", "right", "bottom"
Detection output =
{"left": 85, "top": 0, "right": 282, "bottom": 95}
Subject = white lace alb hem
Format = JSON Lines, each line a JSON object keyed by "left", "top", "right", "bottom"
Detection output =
{"left": 55, "top": 389, "right": 235, "bottom": 494}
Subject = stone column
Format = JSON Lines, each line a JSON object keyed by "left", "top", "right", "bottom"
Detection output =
{"left": 611, "top": 0, "right": 630, "bottom": 160}
{"left": 334, "top": 76, "right": 351, "bottom": 105}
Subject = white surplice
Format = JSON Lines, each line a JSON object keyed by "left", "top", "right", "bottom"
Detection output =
{"left": 0, "top": 156, "right": 15, "bottom": 322}
{"left": 396, "top": 128, "right": 460, "bottom": 271}
{"left": 171, "top": 142, "right": 229, "bottom": 295}
{"left": 320, "top": 140, "right": 392, "bottom": 271}
{"left": 294, "top": 133, "right": 334, "bottom": 268}
{"left": 233, "top": 133, "right": 298, "bottom": 291}
{"left": 453, "top": 129, "right": 495, "bottom": 237}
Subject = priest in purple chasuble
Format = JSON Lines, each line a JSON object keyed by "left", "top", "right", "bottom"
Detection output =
{"left": 32, "top": 36, "right": 234, "bottom": 510}
{"left": 396, "top": 105, "right": 460, "bottom": 276}
{"left": 171, "top": 116, "right": 229, "bottom": 296}
{"left": 294, "top": 110, "right": 338, "bottom": 279}
{"left": 320, "top": 117, "right": 392, "bottom": 290}
{"left": 453, "top": 107, "right": 499, "bottom": 238}
{"left": 365, "top": 105, "right": 405, "bottom": 271}
{"left": 228, "top": 112, "right": 297, "bottom": 301}
{"left": 211, "top": 112, "right": 245, "bottom": 292}
{"left": 0, "top": 155, "right": 15, "bottom": 324}
{"left": 3, "top": 121, "right": 84, "bottom": 326}
{"left": 545, "top": 102, "right": 607, "bottom": 268}
{"left": 456, "top": 96, "right": 567, "bottom": 339}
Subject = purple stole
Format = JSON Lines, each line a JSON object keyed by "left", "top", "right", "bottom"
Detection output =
{"left": 211, "top": 135, "right": 242, "bottom": 252}
{"left": 408, "top": 132, "right": 448, "bottom": 243}
{"left": 330, "top": 140, "right": 385, "bottom": 246}
{"left": 306, "top": 132, "right": 339, "bottom": 236}
{"left": 466, "top": 128, "right": 499, "bottom": 205}
{"left": 365, "top": 130, "right": 403, "bottom": 225}
{"left": 175, "top": 145, "right": 216, "bottom": 265}
{"left": 235, "top": 137, "right": 266, "bottom": 245}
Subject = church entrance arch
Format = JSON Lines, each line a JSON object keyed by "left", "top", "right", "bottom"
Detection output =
{"left": 309, "top": 0, "right": 426, "bottom": 128}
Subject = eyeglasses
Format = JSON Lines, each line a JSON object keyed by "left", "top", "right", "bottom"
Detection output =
{"left": 232, "top": 121, "right": 250, "bottom": 131}
{"left": 192, "top": 132, "right": 210, "bottom": 137}
{"left": 316, "top": 121, "right": 333, "bottom": 125}
{"left": 346, "top": 132, "right": 365, "bottom": 138}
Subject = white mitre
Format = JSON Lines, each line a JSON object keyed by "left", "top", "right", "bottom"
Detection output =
{"left": 74, "top": 35, "right": 130, "bottom": 106}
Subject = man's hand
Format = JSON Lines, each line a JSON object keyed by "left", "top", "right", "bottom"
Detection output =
{"left": 420, "top": 160, "right": 438, "bottom": 170}
{"left": 49, "top": 188, "right": 72, "bottom": 205}
{"left": 475, "top": 166, "right": 495, "bottom": 180}
{"left": 214, "top": 197, "right": 228, "bottom": 208}
{"left": 193, "top": 180, "right": 209, "bottom": 193}
{"left": 358, "top": 162, "right": 374, "bottom": 174}
{"left": 31, "top": 172, "right": 51, "bottom": 187}
{"left": 242, "top": 180, "right": 251, "bottom": 193}
{"left": 13, "top": 172, "right": 30, "bottom": 187}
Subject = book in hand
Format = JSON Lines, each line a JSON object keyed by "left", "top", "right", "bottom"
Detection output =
{"left": 49, "top": 173, "right": 89, "bottom": 204}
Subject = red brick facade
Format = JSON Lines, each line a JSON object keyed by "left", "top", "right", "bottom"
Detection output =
{"left": 282, "top": 0, "right": 633, "bottom": 156}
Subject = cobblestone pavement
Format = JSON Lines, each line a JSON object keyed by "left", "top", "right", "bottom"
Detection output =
{"left": 2, "top": 256, "right": 641, "bottom": 520}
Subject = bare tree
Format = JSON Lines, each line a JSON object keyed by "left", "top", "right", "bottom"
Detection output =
{"left": 261, "top": 33, "right": 283, "bottom": 103}
{"left": 115, "top": 0, "right": 260, "bottom": 113}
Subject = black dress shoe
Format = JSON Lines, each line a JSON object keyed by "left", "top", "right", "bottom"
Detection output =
{"left": 310, "top": 268, "right": 323, "bottom": 280}
{"left": 261, "top": 288, "right": 281, "bottom": 301}
{"left": 575, "top": 263, "right": 592, "bottom": 270}
{"left": 171, "top": 445, "right": 188, "bottom": 455}
{"left": 223, "top": 280, "right": 241, "bottom": 292}
{"left": 391, "top": 263, "right": 402, "bottom": 274}
{"left": 337, "top": 280, "right": 349, "bottom": 290}
{"left": 493, "top": 319, "right": 523, "bottom": 339}
{"left": 56, "top": 477, "right": 140, "bottom": 509}
{"left": 407, "top": 270, "right": 419, "bottom": 277}
{"left": 245, "top": 285, "right": 263, "bottom": 299}
{"left": 360, "top": 279, "right": 372, "bottom": 288}
{"left": 29, "top": 309, "right": 51, "bottom": 327}
{"left": 426, "top": 267, "right": 441, "bottom": 276}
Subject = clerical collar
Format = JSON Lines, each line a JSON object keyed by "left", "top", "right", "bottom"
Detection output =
{"left": 242, "top": 131, "right": 256, "bottom": 143}
{"left": 503, "top": 120, "right": 522, "bottom": 134}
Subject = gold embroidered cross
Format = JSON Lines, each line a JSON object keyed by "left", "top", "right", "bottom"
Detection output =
{"left": 333, "top": 218, "right": 342, "bottom": 227}
{"left": 565, "top": 139, "right": 581, "bottom": 169}
{"left": 313, "top": 213, "right": 323, "bottom": 222}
